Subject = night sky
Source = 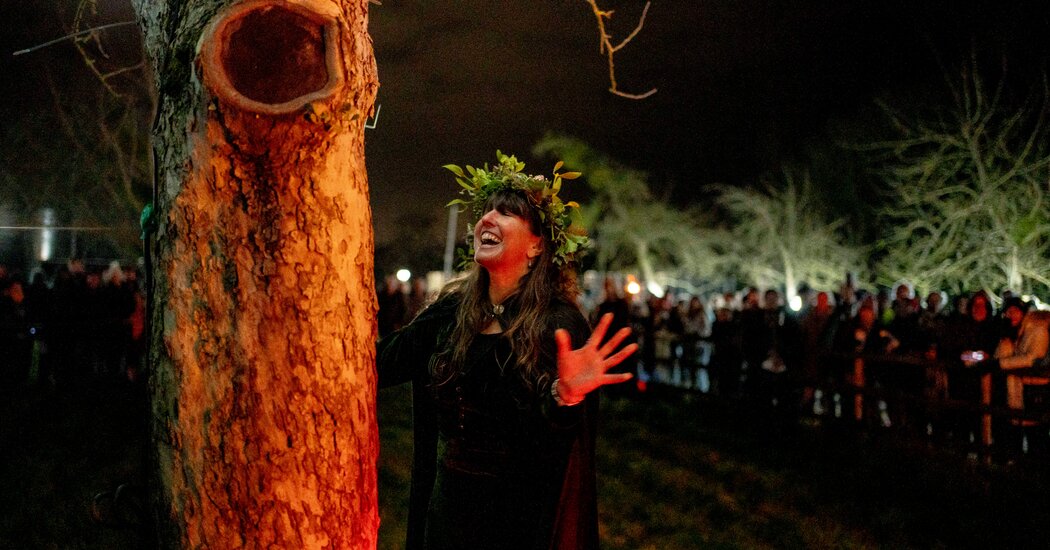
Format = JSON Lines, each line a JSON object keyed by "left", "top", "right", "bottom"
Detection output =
{"left": 3, "top": 1, "right": 1050, "bottom": 251}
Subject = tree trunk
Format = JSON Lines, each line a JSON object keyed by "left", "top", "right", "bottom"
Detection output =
{"left": 132, "top": 1, "right": 379, "bottom": 547}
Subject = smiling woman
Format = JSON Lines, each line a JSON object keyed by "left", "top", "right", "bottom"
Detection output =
{"left": 376, "top": 152, "right": 637, "bottom": 549}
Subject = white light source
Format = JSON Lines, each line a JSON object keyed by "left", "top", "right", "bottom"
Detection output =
{"left": 396, "top": 268, "right": 411, "bottom": 283}
{"left": 626, "top": 281, "right": 641, "bottom": 295}
{"left": 789, "top": 295, "right": 803, "bottom": 312}
{"left": 38, "top": 208, "right": 55, "bottom": 262}
{"left": 646, "top": 281, "right": 664, "bottom": 298}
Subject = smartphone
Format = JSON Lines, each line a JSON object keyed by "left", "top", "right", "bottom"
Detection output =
{"left": 960, "top": 351, "right": 986, "bottom": 362}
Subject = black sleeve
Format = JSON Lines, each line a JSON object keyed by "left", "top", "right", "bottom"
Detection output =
{"left": 376, "top": 295, "right": 457, "bottom": 389}
{"left": 537, "top": 301, "right": 593, "bottom": 425}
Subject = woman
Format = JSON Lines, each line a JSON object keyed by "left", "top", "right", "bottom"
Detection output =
{"left": 377, "top": 153, "right": 636, "bottom": 549}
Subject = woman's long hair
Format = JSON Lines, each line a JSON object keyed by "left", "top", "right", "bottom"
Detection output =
{"left": 433, "top": 189, "right": 579, "bottom": 393}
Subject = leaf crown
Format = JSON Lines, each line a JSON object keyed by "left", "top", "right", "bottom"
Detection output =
{"left": 445, "top": 151, "right": 589, "bottom": 269}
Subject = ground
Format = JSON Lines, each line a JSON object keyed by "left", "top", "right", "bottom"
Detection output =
{"left": 2, "top": 379, "right": 1049, "bottom": 548}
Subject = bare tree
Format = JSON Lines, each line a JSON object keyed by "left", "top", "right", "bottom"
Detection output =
{"left": 710, "top": 170, "right": 862, "bottom": 303}
{"left": 534, "top": 135, "right": 730, "bottom": 292}
{"left": 0, "top": 1, "right": 152, "bottom": 259}
{"left": 870, "top": 57, "right": 1050, "bottom": 296}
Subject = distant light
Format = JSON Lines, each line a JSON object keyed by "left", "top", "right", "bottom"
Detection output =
{"left": 789, "top": 295, "right": 803, "bottom": 312}
{"left": 626, "top": 281, "right": 641, "bottom": 295}
{"left": 396, "top": 269, "right": 411, "bottom": 283}
{"left": 39, "top": 233, "right": 52, "bottom": 262}
{"left": 1022, "top": 295, "right": 1032, "bottom": 302}
{"left": 646, "top": 281, "right": 664, "bottom": 298}
{"left": 38, "top": 208, "right": 55, "bottom": 262}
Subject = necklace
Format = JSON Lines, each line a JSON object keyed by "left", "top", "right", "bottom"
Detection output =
{"left": 491, "top": 303, "right": 505, "bottom": 316}
{"left": 494, "top": 347, "right": 511, "bottom": 374}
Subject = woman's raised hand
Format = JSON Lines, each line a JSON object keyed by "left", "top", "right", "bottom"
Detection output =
{"left": 554, "top": 313, "right": 637, "bottom": 404}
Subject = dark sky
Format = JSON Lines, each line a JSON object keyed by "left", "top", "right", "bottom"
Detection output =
{"left": 365, "top": 0, "right": 1050, "bottom": 243}
{"left": 3, "top": 1, "right": 1050, "bottom": 249}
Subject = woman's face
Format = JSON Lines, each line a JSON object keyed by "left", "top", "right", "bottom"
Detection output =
{"left": 473, "top": 207, "right": 542, "bottom": 272}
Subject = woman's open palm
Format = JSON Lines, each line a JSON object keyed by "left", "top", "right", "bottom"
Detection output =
{"left": 554, "top": 313, "right": 637, "bottom": 403}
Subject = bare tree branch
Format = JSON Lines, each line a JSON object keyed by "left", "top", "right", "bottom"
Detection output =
{"left": 585, "top": 0, "right": 657, "bottom": 100}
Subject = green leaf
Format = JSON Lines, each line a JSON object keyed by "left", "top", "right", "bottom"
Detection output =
{"left": 457, "top": 178, "right": 474, "bottom": 191}
{"left": 443, "top": 164, "right": 465, "bottom": 178}
{"left": 553, "top": 161, "right": 564, "bottom": 173}
{"left": 560, "top": 172, "right": 582, "bottom": 180}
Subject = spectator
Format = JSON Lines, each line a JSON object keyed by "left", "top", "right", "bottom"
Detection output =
{"left": 738, "top": 287, "right": 766, "bottom": 391}
{"left": 799, "top": 291, "right": 835, "bottom": 413}
{"left": 377, "top": 274, "right": 408, "bottom": 337}
{"left": 999, "top": 297, "right": 1027, "bottom": 343}
{"left": 996, "top": 309, "right": 1050, "bottom": 456}
{"left": 835, "top": 302, "right": 899, "bottom": 356}
{"left": 997, "top": 307, "right": 1047, "bottom": 409}
{"left": 407, "top": 277, "right": 429, "bottom": 320}
{"left": 939, "top": 291, "right": 998, "bottom": 440}
{"left": 0, "top": 280, "right": 31, "bottom": 388}
{"left": 680, "top": 296, "right": 710, "bottom": 389}
{"left": 917, "top": 291, "right": 947, "bottom": 351}
{"left": 889, "top": 282, "right": 921, "bottom": 351}
{"left": 101, "top": 264, "right": 136, "bottom": 379}
{"left": 709, "top": 297, "right": 742, "bottom": 396}
{"left": 594, "top": 277, "right": 636, "bottom": 395}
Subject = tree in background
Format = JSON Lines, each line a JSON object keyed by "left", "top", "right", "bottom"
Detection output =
{"left": 870, "top": 58, "right": 1050, "bottom": 296}
{"left": 534, "top": 134, "right": 731, "bottom": 294}
{"left": 709, "top": 170, "right": 862, "bottom": 307}
{"left": 0, "top": 0, "right": 152, "bottom": 260}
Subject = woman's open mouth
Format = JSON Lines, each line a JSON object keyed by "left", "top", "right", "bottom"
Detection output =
{"left": 479, "top": 231, "right": 502, "bottom": 246}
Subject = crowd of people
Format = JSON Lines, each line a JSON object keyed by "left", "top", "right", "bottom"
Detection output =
{"left": 588, "top": 274, "right": 1050, "bottom": 455}
{"left": 0, "top": 261, "right": 146, "bottom": 391}
{"left": 7, "top": 255, "right": 1049, "bottom": 460}
{"left": 377, "top": 271, "right": 1050, "bottom": 458}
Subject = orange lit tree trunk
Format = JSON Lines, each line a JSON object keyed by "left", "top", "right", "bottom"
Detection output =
{"left": 132, "top": 0, "right": 379, "bottom": 547}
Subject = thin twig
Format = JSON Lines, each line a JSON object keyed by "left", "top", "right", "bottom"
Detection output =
{"left": 585, "top": 0, "right": 657, "bottom": 100}
{"left": 12, "top": 21, "right": 137, "bottom": 56}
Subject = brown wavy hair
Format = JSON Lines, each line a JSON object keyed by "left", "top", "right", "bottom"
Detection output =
{"left": 433, "top": 189, "right": 580, "bottom": 393}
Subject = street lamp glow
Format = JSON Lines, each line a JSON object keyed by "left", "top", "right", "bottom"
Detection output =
{"left": 396, "top": 268, "right": 411, "bottom": 283}
{"left": 789, "top": 295, "right": 803, "bottom": 312}
{"left": 38, "top": 208, "right": 55, "bottom": 262}
{"left": 626, "top": 280, "right": 641, "bottom": 295}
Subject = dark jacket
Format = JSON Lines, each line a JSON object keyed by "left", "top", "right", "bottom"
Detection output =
{"left": 377, "top": 293, "right": 598, "bottom": 550}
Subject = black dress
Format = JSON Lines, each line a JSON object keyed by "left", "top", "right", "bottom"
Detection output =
{"left": 377, "top": 293, "right": 598, "bottom": 550}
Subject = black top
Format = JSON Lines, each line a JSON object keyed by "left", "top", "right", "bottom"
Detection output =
{"left": 377, "top": 293, "right": 598, "bottom": 550}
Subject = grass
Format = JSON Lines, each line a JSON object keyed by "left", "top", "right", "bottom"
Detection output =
{"left": 2, "top": 380, "right": 1049, "bottom": 548}
{"left": 379, "top": 384, "right": 1050, "bottom": 549}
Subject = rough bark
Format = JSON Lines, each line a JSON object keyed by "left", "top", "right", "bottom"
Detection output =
{"left": 132, "top": 0, "right": 379, "bottom": 547}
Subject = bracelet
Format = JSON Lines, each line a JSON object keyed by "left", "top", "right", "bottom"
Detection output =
{"left": 551, "top": 378, "right": 584, "bottom": 407}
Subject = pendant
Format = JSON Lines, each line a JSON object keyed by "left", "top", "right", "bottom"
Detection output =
{"left": 492, "top": 303, "right": 504, "bottom": 316}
